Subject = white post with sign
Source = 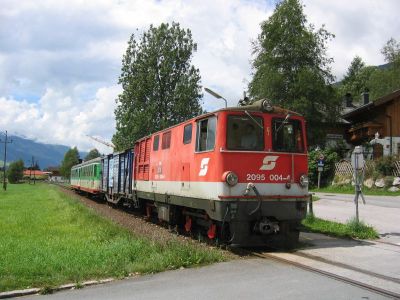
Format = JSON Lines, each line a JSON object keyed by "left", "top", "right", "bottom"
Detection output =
{"left": 317, "top": 154, "right": 325, "bottom": 189}
{"left": 351, "top": 146, "right": 366, "bottom": 222}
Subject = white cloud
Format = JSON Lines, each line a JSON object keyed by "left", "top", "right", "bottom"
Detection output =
{"left": 0, "top": 85, "right": 121, "bottom": 153}
{"left": 0, "top": 0, "right": 399, "bottom": 151}
{"left": 303, "top": 0, "right": 400, "bottom": 79}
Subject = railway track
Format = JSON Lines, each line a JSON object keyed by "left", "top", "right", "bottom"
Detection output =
{"left": 250, "top": 250, "right": 400, "bottom": 299}
{"left": 52, "top": 182, "right": 400, "bottom": 299}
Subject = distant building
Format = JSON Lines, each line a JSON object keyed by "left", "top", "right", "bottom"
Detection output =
{"left": 23, "top": 170, "right": 51, "bottom": 180}
{"left": 340, "top": 89, "right": 400, "bottom": 158}
{"left": 44, "top": 166, "right": 64, "bottom": 182}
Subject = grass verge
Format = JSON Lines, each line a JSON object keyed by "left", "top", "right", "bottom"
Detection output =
{"left": 301, "top": 214, "right": 379, "bottom": 240}
{"left": 0, "top": 183, "right": 226, "bottom": 292}
{"left": 311, "top": 185, "right": 400, "bottom": 196}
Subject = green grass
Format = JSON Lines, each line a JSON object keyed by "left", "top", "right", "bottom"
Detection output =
{"left": 0, "top": 183, "right": 226, "bottom": 292}
{"left": 311, "top": 185, "right": 400, "bottom": 196}
{"left": 302, "top": 214, "right": 379, "bottom": 240}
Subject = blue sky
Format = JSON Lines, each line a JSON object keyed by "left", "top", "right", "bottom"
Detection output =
{"left": 0, "top": 0, "right": 399, "bottom": 152}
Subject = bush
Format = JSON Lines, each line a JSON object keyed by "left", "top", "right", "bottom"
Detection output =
{"left": 375, "top": 155, "right": 396, "bottom": 176}
{"left": 308, "top": 148, "right": 338, "bottom": 187}
{"left": 7, "top": 160, "right": 24, "bottom": 184}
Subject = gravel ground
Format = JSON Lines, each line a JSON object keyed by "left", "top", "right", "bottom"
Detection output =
{"left": 58, "top": 186, "right": 238, "bottom": 258}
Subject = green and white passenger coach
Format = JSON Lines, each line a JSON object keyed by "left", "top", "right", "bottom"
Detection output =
{"left": 70, "top": 157, "right": 102, "bottom": 194}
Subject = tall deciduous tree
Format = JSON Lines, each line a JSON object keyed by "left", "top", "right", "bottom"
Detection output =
{"left": 7, "top": 160, "right": 24, "bottom": 184}
{"left": 339, "top": 38, "right": 400, "bottom": 101}
{"left": 85, "top": 148, "right": 101, "bottom": 161}
{"left": 249, "top": 0, "right": 340, "bottom": 145}
{"left": 340, "top": 56, "right": 375, "bottom": 102}
{"left": 381, "top": 38, "right": 400, "bottom": 64}
{"left": 113, "top": 22, "right": 203, "bottom": 150}
{"left": 60, "top": 147, "right": 80, "bottom": 179}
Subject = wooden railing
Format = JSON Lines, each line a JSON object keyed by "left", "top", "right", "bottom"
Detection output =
{"left": 334, "top": 159, "right": 399, "bottom": 177}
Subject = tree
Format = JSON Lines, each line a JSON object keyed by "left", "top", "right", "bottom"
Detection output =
{"left": 60, "top": 147, "right": 80, "bottom": 179}
{"left": 113, "top": 22, "right": 203, "bottom": 150}
{"left": 249, "top": 0, "right": 340, "bottom": 145}
{"left": 381, "top": 38, "right": 400, "bottom": 64}
{"left": 341, "top": 38, "right": 400, "bottom": 101}
{"left": 367, "top": 38, "right": 400, "bottom": 100}
{"left": 85, "top": 148, "right": 101, "bottom": 161}
{"left": 340, "top": 56, "right": 376, "bottom": 102}
{"left": 27, "top": 162, "right": 40, "bottom": 171}
{"left": 7, "top": 160, "right": 24, "bottom": 184}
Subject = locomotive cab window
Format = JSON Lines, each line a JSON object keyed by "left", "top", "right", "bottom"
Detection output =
{"left": 196, "top": 116, "right": 216, "bottom": 152}
{"left": 153, "top": 135, "right": 159, "bottom": 151}
{"left": 227, "top": 115, "right": 264, "bottom": 151}
{"left": 183, "top": 124, "right": 192, "bottom": 144}
{"left": 272, "top": 118, "right": 304, "bottom": 153}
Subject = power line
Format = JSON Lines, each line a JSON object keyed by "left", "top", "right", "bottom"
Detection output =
{"left": 0, "top": 131, "right": 13, "bottom": 191}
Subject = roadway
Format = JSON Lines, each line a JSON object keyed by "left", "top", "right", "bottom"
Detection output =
{"left": 18, "top": 259, "right": 388, "bottom": 300}
{"left": 313, "top": 192, "right": 400, "bottom": 244}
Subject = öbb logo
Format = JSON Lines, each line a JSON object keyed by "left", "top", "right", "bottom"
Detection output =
{"left": 199, "top": 158, "right": 210, "bottom": 176}
{"left": 259, "top": 155, "right": 279, "bottom": 171}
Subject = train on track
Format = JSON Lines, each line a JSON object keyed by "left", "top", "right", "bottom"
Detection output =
{"left": 70, "top": 99, "right": 310, "bottom": 247}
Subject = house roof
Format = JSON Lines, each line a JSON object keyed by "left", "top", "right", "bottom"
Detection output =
{"left": 342, "top": 89, "right": 400, "bottom": 120}
{"left": 23, "top": 170, "right": 51, "bottom": 176}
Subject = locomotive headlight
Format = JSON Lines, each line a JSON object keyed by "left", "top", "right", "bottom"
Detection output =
{"left": 299, "top": 174, "right": 309, "bottom": 188}
{"left": 223, "top": 171, "right": 238, "bottom": 186}
{"left": 261, "top": 99, "right": 274, "bottom": 112}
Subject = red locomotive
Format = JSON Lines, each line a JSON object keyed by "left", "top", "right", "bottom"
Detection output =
{"left": 72, "top": 99, "right": 309, "bottom": 247}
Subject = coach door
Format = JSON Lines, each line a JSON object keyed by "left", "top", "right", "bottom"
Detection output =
{"left": 137, "top": 138, "right": 151, "bottom": 181}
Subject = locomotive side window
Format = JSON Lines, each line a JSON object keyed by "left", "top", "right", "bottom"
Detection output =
{"left": 183, "top": 124, "right": 192, "bottom": 144}
{"left": 196, "top": 116, "right": 216, "bottom": 152}
{"left": 226, "top": 115, "right": 264, "bottom": 151}
{"left": 161, "top": 131, "right": 171, "bottom": 149}
{"left": 272, "top": 118, "right": 304, "bottom": 153}
{"left": 153, "top": 135, "right": 159, "bottom": 151}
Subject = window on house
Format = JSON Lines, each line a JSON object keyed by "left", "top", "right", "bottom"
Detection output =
{"left": 161, "top": 131, "right": 171, "bottom": 149}
{"left": 153, "top": 135, "right": 159, "bottom": 151}
{"left": 196, "top": 116, "right": 216, "bottom": 152}
{"left": 183, "top": 124, "right": 192, "bottom": 144}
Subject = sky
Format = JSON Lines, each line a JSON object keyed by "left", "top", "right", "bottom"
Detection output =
{"left": 0, "top": 0, "right": 399, "bottom": 153}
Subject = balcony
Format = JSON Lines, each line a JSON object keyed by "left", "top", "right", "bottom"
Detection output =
{"left": 348, "top": 122, "right": 383, "bottom": 143}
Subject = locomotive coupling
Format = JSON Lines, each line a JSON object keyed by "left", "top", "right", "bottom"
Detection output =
{"left": 253, "top": 217, "right": 279, "bottom": 235}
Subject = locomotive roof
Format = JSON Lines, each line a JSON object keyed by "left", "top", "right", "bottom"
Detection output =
{"left": 215, "top": 99, "right": 302, "bottom": 116}
{"left": 135, "top": 99, "right": 302, "bottom": 142}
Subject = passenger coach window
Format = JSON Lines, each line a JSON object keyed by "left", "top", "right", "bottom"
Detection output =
{"left": 183, "top": 124, "right": 192, "bottom": 144}
{"left": 272, "top": 118, "right": 304, "bottom": 153}
{"left": 153, "top": 135, "right": 159, "bottom": 151}
{"left": 227, "top": 115, "right": 264, "bottom": 151}
{"left": 161, "top": 131, "right": 171, "bottom": 149}
{"left": 196, "top": 116, "right": 216, "bottom": 152}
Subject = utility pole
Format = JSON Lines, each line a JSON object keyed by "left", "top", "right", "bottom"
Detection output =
{"left": 29, "top": 156, "right": 36, "bottom": 185}
{"left": 0, "top": 131, "right": 13, "bottom": 191}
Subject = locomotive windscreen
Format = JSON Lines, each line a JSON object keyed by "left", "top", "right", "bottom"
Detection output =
{"left": 226, "top": 115, "right": 264, "bottom": 151}
{"left": 272, "top": 118, "right": 304, "bottom": 153}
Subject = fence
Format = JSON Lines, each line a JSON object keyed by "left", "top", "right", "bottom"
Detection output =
{"left": 334, "top": 159, "right": 398, "bottom": 177}
{"left": 394, "top": 161, "right": 400, "bottom": 177}
{"left": 334, "top": 160, "right": 353, "bottom": 176}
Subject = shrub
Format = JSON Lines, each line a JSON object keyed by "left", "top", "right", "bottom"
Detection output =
{"left": 308, "top": 148, "right": 338, "bottom": 187}
{"left": 7, "top": 160, "right": 24, "bottom": 184}
{"left": 375, "top": 155, "right": 395, "bottom": 176}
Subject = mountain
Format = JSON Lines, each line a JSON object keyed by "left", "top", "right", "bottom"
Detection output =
{"left": 0, "top": 135, "right": 87, "bottom": 169}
